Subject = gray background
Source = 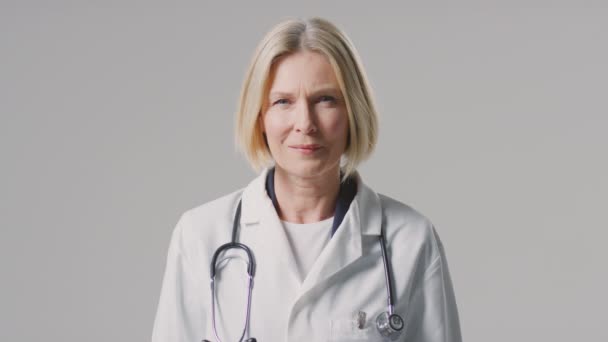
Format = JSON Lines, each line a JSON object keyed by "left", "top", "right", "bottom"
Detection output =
{"left": 1, "top": 1, "right": 606, "bottom": 341}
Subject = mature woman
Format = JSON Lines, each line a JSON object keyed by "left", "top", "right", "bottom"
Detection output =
{"left": 152, "top": 17, "right": 462, "bottom": 342}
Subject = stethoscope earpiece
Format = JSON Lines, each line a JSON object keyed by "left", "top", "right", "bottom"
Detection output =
{"left": 376, "top": 312, "right": 404, "bottom": 340}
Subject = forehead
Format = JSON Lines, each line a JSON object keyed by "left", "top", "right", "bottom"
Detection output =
{"left": 268, "top": 51, "right": 340, "bottom": 92}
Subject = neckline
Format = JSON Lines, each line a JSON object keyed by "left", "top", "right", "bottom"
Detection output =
{"left": 265, "top": 167, "right": 357, "bottom": 237}
{"left": 280, "top": 216, "right": 335, "bottom": 227}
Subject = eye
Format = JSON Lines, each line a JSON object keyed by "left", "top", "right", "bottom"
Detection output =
{"left": 318, "top": 95, "right": 336, "bottom": 103}
{"left": 272, "top": 98, "right": 290, "bottom": 106}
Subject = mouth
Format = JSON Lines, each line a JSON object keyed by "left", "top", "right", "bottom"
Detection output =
{"left": 289, "top": 144, "right": 322, "bottom": 154}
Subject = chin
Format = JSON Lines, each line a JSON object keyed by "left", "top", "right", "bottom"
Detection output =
{"left": 277, "top": 159, "right": 338, "bottom": 179}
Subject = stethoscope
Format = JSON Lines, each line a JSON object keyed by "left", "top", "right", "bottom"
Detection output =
{"left": 203, "top": 170, "right": 404, "bottom": 341}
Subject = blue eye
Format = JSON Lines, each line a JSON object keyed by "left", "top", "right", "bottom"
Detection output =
{"left": 273, "top": 99, "right": 289, "bottom": 106}
{"left": 318, "top": 95, "right": 336, "bottom": 103}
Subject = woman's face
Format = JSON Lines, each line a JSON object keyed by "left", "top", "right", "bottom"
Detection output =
{"left": 261, "top": 51, "right": 349, "bottom": 179}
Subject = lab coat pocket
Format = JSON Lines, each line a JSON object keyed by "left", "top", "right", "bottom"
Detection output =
{"left": 329, "top": 318, "right": 375, "bottom": 341}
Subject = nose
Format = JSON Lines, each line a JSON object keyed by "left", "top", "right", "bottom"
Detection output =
{"left": 293, "top": 99, "right": 317, "bottom": 134}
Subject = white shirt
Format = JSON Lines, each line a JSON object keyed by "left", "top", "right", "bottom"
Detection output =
{"left": 281, "top": 216, "right": 333, "bottom": 283}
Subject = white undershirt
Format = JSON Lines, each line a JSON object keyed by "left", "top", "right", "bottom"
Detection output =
{"left": 281, "top": 216, "right": 333, "bottom": 282}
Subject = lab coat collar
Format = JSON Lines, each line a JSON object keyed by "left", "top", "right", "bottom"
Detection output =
{"left": 239, "top": 167, "right": 382, "bottom": 236}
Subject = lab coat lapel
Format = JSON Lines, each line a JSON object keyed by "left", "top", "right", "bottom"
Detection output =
{"left": 297, "top": 202, "right": 362, "bottom": 295}
{"left": 239, "top": 168, "right": 383, "bottom": 299}
{"left": 239, "top": 169, "right": 301, "bottom": 287}
{"left": 297, "top": 172, "right": 383, "bottom": 297}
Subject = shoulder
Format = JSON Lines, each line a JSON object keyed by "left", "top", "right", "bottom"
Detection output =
{"left": 377, "top": 192, "right": 446, "bottom": 267}
{"left": 185, "top": 188, "right": 244, "bottom": 226}
{"left": 168, "top": 187, "right": 244, "bottom": 256}
{"left": 378, "top": 192, "right": 433, "bottom": 231}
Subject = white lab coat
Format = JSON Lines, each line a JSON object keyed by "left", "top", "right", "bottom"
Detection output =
{"left": 151, "top": 168, "right": 462, "bottom": 342}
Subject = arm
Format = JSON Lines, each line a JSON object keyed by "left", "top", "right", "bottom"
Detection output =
{"left": 151, "top": 212, "right": 206, "bottom": 342}
{"left": 405, "top": 226, "right": 462, "bottom": 342}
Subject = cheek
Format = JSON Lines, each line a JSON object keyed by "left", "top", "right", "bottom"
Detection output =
{"left": 323, "top": 112, "right": 349, "bottom": 142}
{"left": 263, "top": 113, "right": 290, "bottom": 143}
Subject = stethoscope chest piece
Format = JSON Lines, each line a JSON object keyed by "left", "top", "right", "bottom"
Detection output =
{"left": 376, "top": 312, "right": 404, "bottom": 340}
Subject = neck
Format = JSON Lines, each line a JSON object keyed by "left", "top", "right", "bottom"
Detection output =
{"left": 273, "top": 165, "right": 341, "bottom": 224}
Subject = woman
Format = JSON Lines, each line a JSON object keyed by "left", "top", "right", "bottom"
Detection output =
{"left": 152, "top": 17, "right": 462, "bottom": 342}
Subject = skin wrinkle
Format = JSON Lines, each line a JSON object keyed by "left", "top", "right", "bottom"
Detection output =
{"left": 261, "top": 50, "right": 349, "bottom": 224}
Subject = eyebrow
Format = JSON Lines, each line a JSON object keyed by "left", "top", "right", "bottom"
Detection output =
{"left": 268, "top": 86, "right": 342, "bottom": 99}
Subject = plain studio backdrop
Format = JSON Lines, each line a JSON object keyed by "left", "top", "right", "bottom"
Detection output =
{"left": 1, "top": 1, "right": 606, "bottom": 341}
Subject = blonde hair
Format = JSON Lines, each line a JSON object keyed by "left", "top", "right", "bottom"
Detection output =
{"left": 235, "top": 17, "right": 379, "bottom": 182}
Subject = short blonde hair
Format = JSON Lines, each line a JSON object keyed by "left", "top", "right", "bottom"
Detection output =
{"left": 235, "top": 17, "right": 379, "bottom": 182}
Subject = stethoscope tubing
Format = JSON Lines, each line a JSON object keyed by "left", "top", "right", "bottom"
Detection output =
{"left": 207, "top": 196, "right": 402, "bottom": 341}
{"left": 378, "top": 230, "right": 395, "bottom": 315}
{"left": 210, "top": 274, "right": 254, "bottom": 342}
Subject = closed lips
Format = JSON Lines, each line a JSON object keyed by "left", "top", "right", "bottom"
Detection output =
{"left": 290, "top": 144, "right": 321, "bottom": 149}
